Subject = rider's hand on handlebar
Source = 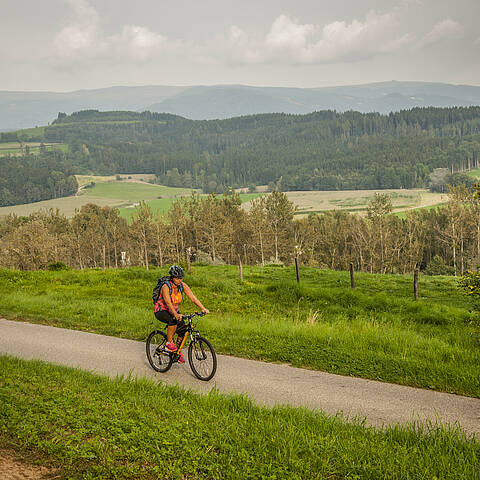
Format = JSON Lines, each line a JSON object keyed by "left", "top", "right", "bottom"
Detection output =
{"left": 174, "top": 312, "right": 183, "bottom": 321}
{"left": 201, "top": 307, "right": 209, "bottom": 315}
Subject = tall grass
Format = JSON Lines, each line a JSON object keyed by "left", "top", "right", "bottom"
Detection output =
{"left": 0, "top": 265, "right": 479, "bottom": 396}
{"left": 1, "top": 356, "right": 478, "bottom": 479}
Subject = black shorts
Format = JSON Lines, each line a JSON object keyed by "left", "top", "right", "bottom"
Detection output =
{"left": 154, "top": 310, "right": 186, "bottom": 336}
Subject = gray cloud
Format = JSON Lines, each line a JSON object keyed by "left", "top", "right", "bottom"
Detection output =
{"left": 418, "top": 19, "right": 464, "bottom": 48}
{"left": 52, "top": 0, "right": 178, "bottom": 67}
{"left": 200, "top": 9, "right": 415, "bottom": 66}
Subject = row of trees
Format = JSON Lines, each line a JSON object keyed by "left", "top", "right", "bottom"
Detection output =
{"left": 1, "top": 188, "right": 480, "bottom": 275}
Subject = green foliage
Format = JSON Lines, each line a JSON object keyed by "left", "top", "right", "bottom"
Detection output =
{"left": 22, "top": 106, "right": 480, "bottom": 191}
{"left": 2, "top": 356, "right": 478, "bottom": 479}
{"left": 0, "top": 151, "right": 78, "bottom": 206}
{"left": 47, "top": 261, "right": 69, "bottom": 271}
{"left": 425, "top": 256, "right": 455, "bottom": 276}
{"left": 459, "top": 270, "right": 480, "bottom": 311}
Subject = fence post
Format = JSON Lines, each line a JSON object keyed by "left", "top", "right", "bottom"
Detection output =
{"left": 186, "top": 247, "right": 191, "bottom": 275}
{"left": 414, "top": 269, "right": 419, "bottom": 300}
{"left": 295, "top": 256, "right": 300, "bottom": 283}
{"left": 350, "top": 262, "right": 355, "bottom": 289}
{"left": 238, "top": 254, "right": 243, "bottom": 281}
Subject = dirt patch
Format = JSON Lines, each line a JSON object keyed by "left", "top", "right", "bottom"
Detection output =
{"left": 0, "top": 449, "right": 59, "bottom": 479}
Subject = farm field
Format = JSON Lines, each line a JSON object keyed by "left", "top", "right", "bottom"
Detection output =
{"left": 0, "top": 141, "right": 67, "bottom": 156}
{"left": 0, "top": 265, "right": 478, "bottom": 398}
{"left": 0, "top": 175, "right": 263, "bottom": 219}
{"left": 278, "top": 188, "right": 448, "bottom": 216}
{"left": 75, "top": 173, "right": 157, "bottom": 186}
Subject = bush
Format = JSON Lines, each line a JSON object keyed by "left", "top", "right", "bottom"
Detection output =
{"left": 47, "top": 261, "right": 69, "bottom": 271}
{"left": 424, "top": 256, "right": 455, "bottom": 276}
{"left": 193, "top": 250, "right": 226, "bottom": 266}
{"left": 459, "top": 270, "right": 480, "bottom": 311}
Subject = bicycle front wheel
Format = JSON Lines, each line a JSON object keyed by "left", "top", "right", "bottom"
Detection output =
{"left": 146, "top": 330, "right": 173, "bottom": 373}
{"left": 188, "top": 336, "right": 217, "bottom": 381}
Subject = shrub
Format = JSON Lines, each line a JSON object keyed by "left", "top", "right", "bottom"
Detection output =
{"left": 459, "top": 270, "right": 480, "bottom": 311}
{"left": 424, "top": 256, "right": 455, "bottom": 276}
{"left": 47, "top": 261, "right": 69, "bottom": 271}
{"left": 194, "top": 250, "right": 226, "bottom": 266}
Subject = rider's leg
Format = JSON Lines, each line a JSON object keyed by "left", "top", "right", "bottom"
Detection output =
{"left": 167, "top": 325, "right": 177, "bottom": 343}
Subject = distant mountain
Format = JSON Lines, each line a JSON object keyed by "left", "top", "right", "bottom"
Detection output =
{"left": 145, "top": 82, "right": 480, "bottom": 119}
{"left": 1, "top": 81, "right": 480, "bottom": 131}
{"left": 0, "top": 86, "right": 187, "bottom": 131}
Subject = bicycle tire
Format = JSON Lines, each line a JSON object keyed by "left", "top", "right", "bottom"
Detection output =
{"left": 146, "top": 330, "right": 173, "bottom": 373}
{"left": 188, "top": 336, "right": 217, "bottom": 381}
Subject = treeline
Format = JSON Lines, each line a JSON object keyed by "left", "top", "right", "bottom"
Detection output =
{"left": 0, "top": 151, "right": 78, "bottom": 206}
{"left": 1, "top": 187, "right": 479, "bottom": 276}
{"left": 38, "top": 107, "right": 480, "bottom": 192}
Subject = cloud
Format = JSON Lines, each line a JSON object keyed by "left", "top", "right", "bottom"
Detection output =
{"left": 52, "top": 0, "right": 175, "bottom": 66}
{"left": 418, "top": 19, "right": 464, "bottom": 48}
{"left": 204, "top": 10, "right": 414, "bottom": 66}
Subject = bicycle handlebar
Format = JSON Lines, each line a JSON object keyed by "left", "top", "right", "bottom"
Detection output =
{"left": 182, "top": 311, "right": 207, "bottom": 321}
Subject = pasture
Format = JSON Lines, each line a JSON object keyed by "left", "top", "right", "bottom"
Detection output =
{"left": 278, "top": 189, "right": 448, "bottom": 216}
{"left": 0, "top": 175, "right": 261, "bottom": 220}
{"left": 0, "top": 141, "right": 67, "bottom": 156}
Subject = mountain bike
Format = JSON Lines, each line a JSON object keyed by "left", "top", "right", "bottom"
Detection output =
{"left": 146, "top": 312, "right": 217, "bottom": 381}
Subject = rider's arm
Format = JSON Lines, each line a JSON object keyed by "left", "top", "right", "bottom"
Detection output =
{"left": 161, "top": 284, "right": 182, "bottom": 320}
{"left": 182, "top": 283, "right": 209, "bottom": 314}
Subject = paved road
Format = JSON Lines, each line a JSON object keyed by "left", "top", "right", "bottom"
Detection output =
{"left": 1, "top": 318, "right": 479, "bottom": 436}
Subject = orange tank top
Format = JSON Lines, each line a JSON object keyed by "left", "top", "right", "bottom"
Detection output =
{"left": 156, "top": 283, "right": 183, "bottom": 312}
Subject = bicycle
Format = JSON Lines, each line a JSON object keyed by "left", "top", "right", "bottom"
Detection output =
{"left": 146, "top": 312, "right": 217, "bottom": 381}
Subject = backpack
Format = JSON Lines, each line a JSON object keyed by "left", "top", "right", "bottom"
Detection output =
{"left": 152, "top": 276, "right": 184, "bottom": 305}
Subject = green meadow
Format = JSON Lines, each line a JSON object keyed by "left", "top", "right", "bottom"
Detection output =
{"left": 1, "top": 355, "right": 478, "bottom": 480}
{"left": 0, "top": 265, "right": 478, "bottom": 397}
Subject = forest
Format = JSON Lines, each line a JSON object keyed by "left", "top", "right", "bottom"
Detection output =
{"left": 42, "top": 106, "right": 480, "bottom": 192}
{"left": 2, "top": 105, "right": 480, "bottom": 205}
{"left": 0, "top": 150, "right": 78, "bottom": 206}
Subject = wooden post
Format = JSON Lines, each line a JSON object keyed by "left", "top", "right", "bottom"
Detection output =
{"left": 295, "top": 256, "right": 300, "bottom": 283}
{"left": 186, "top": 247, "right": 191, "bottom": 274}
{"left": 350, "top": 262, "right": 355, "bottom": 289}
{"left": 102, "top": 245, "right": 106, "bottom": 271}
{"left": 414, "top": 269, "right": 419, "bottom": 300}
{"left": 238, "top": 254, "right": 243, "bottom": 281}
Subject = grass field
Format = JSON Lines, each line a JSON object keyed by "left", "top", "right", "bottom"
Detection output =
{"left": 75, "top": 173, "right": 157, "bottom": 186}
{"left": 0, "top": 175, "right": 262, "bottom": 220}
{"left": 0, "top": 265, "right": 478, "bottom": 398}
{"left": 0, "top": 141, "right": 67, "bottom": 156}
{"left": 468, "top": 168, "right": 480, "bottom": 178}
{"left": 80, "top": 180, "right": 194, "bottom": 201}
{"left": 1, "top": 355, "right": 477, "bottom": 480}
{"left": 275, "top": 189, "right": 448, "bottom": 216}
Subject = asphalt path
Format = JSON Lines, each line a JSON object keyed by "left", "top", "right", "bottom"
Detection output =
{"left": 1, "top": 318, "right": 479, "bottom": 437}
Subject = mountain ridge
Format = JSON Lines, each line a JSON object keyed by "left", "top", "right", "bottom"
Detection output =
{"left": 2, "top": 81, "right": 480, "bottom": 131}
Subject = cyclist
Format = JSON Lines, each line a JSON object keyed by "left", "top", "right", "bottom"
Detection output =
{"left": 154, "top": 265, "right": 209, "bottom": 363}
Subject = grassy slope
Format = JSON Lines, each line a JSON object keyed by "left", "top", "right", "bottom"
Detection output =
{"left": 1, "top": 355, "right": 478, "bottom": 480}
{"left": 0, "top": 265, "right": 478, "bottom": 397}
{"left": 81, "top": 181, "right": 194, "bottom": 201}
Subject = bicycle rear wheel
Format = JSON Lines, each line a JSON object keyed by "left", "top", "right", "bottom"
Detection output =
{"left": 188, "top": 336, "right": 217, "bottom": 381}
{"left": 146, "top": 330, "right": 173, "bottom": 373}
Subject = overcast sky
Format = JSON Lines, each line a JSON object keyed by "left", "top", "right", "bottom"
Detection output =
{"left": 1, "top": 0, "right": 479, "bottom": 91}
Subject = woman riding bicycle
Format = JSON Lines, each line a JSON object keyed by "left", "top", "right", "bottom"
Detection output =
{"left": 154, "top": 265, "right": 209, "bottom": 364}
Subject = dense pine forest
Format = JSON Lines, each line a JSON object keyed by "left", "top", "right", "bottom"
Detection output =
{"left": 0, "top": 150, "right": 77, "bottom": 206}
{"left": 4, "top": 107, "right": 480, "bottom": 195}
